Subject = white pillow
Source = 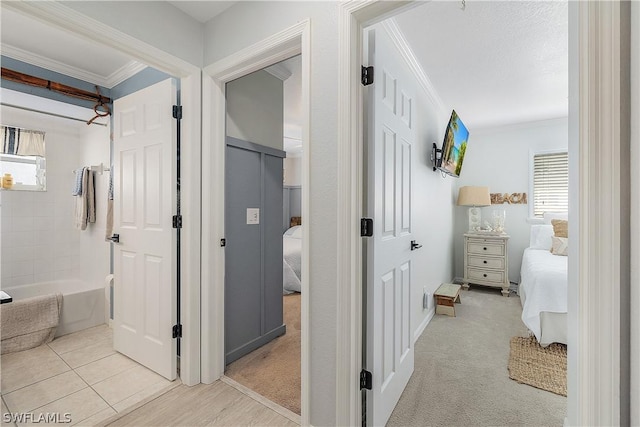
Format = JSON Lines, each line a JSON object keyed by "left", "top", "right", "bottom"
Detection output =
{"left": 530, "top": 224, "right": 554, "bottom": 249}
{"left": 543, "top": 212, "right": 568, "bottom": 224}
{"left": 284, "top": 225, "right": 302, "bottom": 239}
{"left": 550, "top": 236, "right": 569, "bottom": 256}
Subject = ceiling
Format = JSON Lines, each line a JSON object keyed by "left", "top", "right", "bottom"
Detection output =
{"left": 0, "top": 1, "right": 568, "bottom": 132}
{"left": 394, "top": 1, "right": 568, "bottom": 129}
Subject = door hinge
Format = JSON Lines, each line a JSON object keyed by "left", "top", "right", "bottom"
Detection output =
{"left": 360, "top": 369, "right": 372, "bottom": 390}
{"left": 172, "top": 324, "right": 182, "bottom": 338}
{"left": 173, "top": 215, "right": 182, "bottom": 229}
{"left": 172, "top": 105, "right": 182, "bottom": 120}
{"left": 361, "top": 66, "right": 374, "bottom": 86}
{"left": 220, "top": 238, "right": 226, "bottom": 247}
{"left": 361, "top": 218, "right": 373, "bottom": 237}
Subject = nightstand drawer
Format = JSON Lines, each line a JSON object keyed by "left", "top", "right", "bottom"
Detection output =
{"left": 468, "top": 256, "right": 505, "bottom": 270}
{"left": 467, "top": 267, "right": 505, "bottom": 283}
{"left": 467, "top": 242, "right": 504, "bottom": 256}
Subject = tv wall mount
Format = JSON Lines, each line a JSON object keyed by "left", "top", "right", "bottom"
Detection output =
{"left": 431, "top": 143, "right": 442, "bottom": 172}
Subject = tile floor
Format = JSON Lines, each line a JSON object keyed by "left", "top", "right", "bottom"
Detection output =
{"left": 1, "top": 324, "right": 176, "bottom": 426}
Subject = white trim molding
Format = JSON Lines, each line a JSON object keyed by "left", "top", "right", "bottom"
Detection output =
{"left": 201, "top": 19, "right": 311, "bottom": 426}
{"left": 630, "top": 2, "right": 639, "bottom": 425}
{"left": 0, "top": 44, "right": 147, "bottom": 88}
{"left": 572, "top": 1, "right": 631, "bottom": 425}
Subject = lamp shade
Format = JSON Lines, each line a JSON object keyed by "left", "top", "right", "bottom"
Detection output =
{"left": 457, "top": 186, "right": 491, "bottom": 207}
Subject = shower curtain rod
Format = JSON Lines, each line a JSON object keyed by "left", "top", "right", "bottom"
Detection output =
{"left": 0, "top": 102, "right": 108, "bottom": 127}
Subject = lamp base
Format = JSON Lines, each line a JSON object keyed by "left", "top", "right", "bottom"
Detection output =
{"left": 468, "top": 206, "right": 481, "bottom": 232}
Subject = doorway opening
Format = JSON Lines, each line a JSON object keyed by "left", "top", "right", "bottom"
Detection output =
{"left": 222, "top": 55, "right": 303, "bottom": 418}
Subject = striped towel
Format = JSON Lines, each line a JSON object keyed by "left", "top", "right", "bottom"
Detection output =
{"left": 72, "top": 167, "right": 85, "bottom": 195}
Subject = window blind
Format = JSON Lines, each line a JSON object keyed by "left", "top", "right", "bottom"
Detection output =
{"left": 533, "top": 152, "right": 568, "bottom": 217}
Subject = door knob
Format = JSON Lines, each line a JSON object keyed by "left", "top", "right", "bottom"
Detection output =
{"left": 108, "top": 234, "right": 120, "bottom": 243}
{"left": 410, "top": 240, "right": 422, "bottom": 251}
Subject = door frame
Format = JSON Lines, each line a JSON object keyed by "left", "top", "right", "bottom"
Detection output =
{"left": 336, "top": 1, "right": 631, "bottom": 426}
{"left": 3, "top": 1, "right": 203, "bottom": 386}
{"left": 200, "top": 19, "right": 311, "bottom": 425}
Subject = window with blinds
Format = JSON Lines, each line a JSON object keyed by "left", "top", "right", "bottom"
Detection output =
{"left": 532, "top": 152, "right": 568, "bottom": 218}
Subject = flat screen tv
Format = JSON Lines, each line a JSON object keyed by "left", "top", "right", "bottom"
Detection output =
{"left": 438, "top": 110, "right": 469, "bottom": 177}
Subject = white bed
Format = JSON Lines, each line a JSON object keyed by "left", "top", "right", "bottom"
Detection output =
{"left": 518, "top": 223, "right": 568, "bottom": 346}
{"left": 283, "top": 225, "right": 302, "bottom": 294}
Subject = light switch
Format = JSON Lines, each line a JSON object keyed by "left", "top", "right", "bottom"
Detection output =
{"left": 246, "top": 208, "right": 260, "bottom": 225}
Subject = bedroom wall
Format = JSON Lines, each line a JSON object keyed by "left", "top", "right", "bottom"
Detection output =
{"left": 226, "top": 70, "right": 284, "bottom": 150}
{"left": 452, "top": 117, "right": 569, "bottom": 284}
{"left": 284, "top": 157, "right": 302, "bottom": 186}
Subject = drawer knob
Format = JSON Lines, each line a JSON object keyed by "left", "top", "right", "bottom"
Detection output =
{"left": 483, "top": 247, "right": 487, "bottom": 251}
{"left": 483, "top": 260, "right": 488, "bottom": 264}
{"left": 483, "top": 274, "right": 487, "bottom": 278}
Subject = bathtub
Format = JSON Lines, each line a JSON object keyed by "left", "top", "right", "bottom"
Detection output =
{"left": 3, "top": 280, "right": 106, "bottom": 337}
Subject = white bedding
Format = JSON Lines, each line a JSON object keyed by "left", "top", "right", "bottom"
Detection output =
{"left": 283, "top": 226, "right": 302, "bottom": 294}
{"left": 519, "top": 247, "right": 567, "bottom": 344}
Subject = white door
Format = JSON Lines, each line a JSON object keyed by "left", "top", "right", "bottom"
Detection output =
{"left": 113, "top": 78, "right": 177, "bottom": 380}
{"left": 365, "top": 25, "right": 416, "bottom": 426}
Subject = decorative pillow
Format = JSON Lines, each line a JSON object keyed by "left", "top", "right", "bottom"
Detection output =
{"left": 529, "top": 225, "right": 554, "bottom": 250}
{"left": 550, "top": 236, "right": 568, "bottom": 256}
{"left": 551, "top": 219, "right": 568, "bottom": 238}
{"left": 543, "top": 212, "right": 568, "bottom": 224}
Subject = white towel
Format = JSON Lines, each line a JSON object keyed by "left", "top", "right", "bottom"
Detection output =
{"left": 73, "top": 168, "right": 96, "bottom": 230}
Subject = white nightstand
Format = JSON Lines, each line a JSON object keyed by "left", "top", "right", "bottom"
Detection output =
{"left": 462, "top": 233, "right": 510, "bottom": 296}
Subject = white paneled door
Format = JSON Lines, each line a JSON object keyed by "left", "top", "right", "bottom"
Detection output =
{"left": 365, "top": 25, "right": 416, "bottom": 426}
{"left": 113, "top": 79, "right": 177, "bottom": 380}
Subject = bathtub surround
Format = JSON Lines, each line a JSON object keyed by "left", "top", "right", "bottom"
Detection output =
{"left": 1, "top": 93, "right": 110, "bottom": 302}
{"left": 4, "top": 280, "right": 105, "bottom": 337}
{"left": 0, "top": 293, "right": 62, "bottom": 354}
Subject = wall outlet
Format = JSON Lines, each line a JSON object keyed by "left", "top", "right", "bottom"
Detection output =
{"left": 423, "top": 286, "right": 431, "bottom": 310}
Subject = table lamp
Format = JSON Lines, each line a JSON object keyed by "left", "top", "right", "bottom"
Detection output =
{"left": 457, "top": 186, "right": 491, "bottom": 232}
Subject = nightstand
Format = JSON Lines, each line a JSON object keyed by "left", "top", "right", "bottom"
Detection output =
{"left": 462, "top": 233, "right": 510, "bottom": 296}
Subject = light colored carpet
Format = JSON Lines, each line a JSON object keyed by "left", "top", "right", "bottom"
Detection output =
{"left": 387, "top": 287, "right": 566, "bottom": 427}
{"left": 225, "top": 293, "right": 300, "bottom": 415}
{"left": 508, "top": 336, "right": 567, "bottom": 396}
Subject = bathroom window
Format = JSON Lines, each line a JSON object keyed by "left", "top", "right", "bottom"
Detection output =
{"left": 1, "top": 125, "right": 46, "bottom": 191}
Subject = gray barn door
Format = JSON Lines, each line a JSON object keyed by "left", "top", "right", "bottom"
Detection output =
{"left": 225, "top": 137, "right": 286, "bottom": 364}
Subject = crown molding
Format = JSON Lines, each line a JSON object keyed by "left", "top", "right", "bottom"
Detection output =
{"left": 264, "top": 62, "right": 292, "bottom": 81}
{"left": 381, "top": 19, "right": 448, "bottom": 120}
{"left": 1, "top": 1, "right": 199, "bottom": 77}
{"left": 1, "top": 44, "right": 146, "bottom": 89}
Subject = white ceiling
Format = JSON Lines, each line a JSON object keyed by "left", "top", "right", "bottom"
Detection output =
{"left": 168, "top": 1, "right": 236, "bottom": 24}
{"left": 0, "top": 1, "right": 568, "bottom": 131}
{"left": 0, "top": 8, "right": 146, "bottom": 88}
{"left": 394, "top": 1, "right": 568, "bottom": 129}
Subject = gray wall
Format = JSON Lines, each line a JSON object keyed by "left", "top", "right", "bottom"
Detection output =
{"left": 226, "top": 70, "right": 284, "bottom": 150}
{"left": 225, "top": 138, "right": 285, "bottom": 363}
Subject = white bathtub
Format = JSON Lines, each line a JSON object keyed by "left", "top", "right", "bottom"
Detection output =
{"left": 3, "top": 280, "right": 106, "bottom": 337}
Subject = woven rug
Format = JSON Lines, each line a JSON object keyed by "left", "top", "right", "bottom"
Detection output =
{"left": 508, "top": 336, "right": 567, "bottom": 396}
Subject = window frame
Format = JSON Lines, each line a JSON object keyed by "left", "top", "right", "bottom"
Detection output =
{"left": 528, "top": 148, "right": 569, "bottom": 221}
{"left": 0, "top": 153, "right": 46, "bottom": 191}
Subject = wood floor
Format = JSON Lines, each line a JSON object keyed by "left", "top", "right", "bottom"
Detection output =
{"left": 103, "top": 381, "right": 298, "bottom": 426}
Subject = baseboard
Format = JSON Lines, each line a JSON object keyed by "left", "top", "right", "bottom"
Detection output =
{"left": 413, "top": 308, "right": 435, "bottom": 344}
{"left": 226, "top": 324, "right": 286, "bottom": 364}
